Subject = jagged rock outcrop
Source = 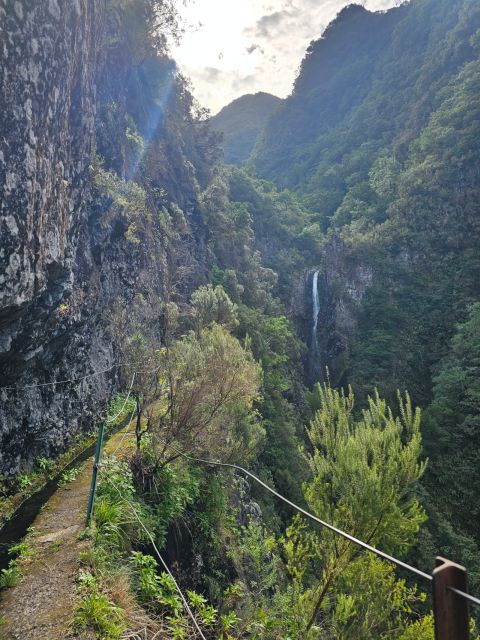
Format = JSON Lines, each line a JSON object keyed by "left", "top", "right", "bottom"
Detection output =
{"left": 0, "top": 1, "right": 213, "bottom": 473}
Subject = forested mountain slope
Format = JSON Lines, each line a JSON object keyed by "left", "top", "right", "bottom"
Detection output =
{"left": 252, "top": 0, "right": 480, "bottom": 412}
{"left": 0, "top": 2, "right": 302, "bottom": 479}
{"left": 253, "top": 0, "right": 480, "bottom": 594}
{"left": 210, "top": 92, "right": 282, "bottom": 165}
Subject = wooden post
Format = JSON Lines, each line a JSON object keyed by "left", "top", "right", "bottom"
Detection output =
{"left": 85, "top": 421, "right": 105, "bottom": 526}
{"left": 433, "top": 556, "right": 469, "bottom": 640}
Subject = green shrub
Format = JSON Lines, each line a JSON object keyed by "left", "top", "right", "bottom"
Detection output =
{"left": 75, "top": 591, "right": 125, "bottom": 639}
{"left": 94, "top": 497, "right": 131, "bottom": 551}
{"left": 35, "top": 457, "right": 54, "bottom": 473}
{"left": 58, "top": 466, "right": 82, "bottom": 486}
{"left": 0, "top": 564, "right": 20, "bottom": 589}
{"left": 16, "top": 474, "right": 32, "bottom": 490}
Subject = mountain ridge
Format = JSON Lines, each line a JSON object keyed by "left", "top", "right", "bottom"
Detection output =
{"left": 210, "top": 91, "right": 282, "bottom": 165}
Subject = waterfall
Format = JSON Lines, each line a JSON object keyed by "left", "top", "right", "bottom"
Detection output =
{"left": 311, "top": 271, "right": 321, "bottom": 377}
{"left": 312, "top": 271, "right": 320, "bottom": 338}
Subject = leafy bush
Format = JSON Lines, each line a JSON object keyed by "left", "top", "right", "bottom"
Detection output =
{"left": 75, "top": 570, "right": 125, "bottom": 640}
{"left": 0, "top": 565, "right": 20, "bottom": 589}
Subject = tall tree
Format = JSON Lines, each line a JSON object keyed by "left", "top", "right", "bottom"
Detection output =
{"left": 280, "top": 384, "right": 428, "bottom": 639}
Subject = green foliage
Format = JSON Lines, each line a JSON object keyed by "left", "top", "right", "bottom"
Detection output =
{"left": 305, "top": 384, "right": 426, "bottom": 553}
{"left": 420, "top": 303, "right": 480, "bottom": 592}
{"left": 398, "top": 614, "right": 435, "bottom": 640}
{"left": 0, "top": 564, "right": 20, "bottom": 589}
{"left": 330, "top": 554, "right": 427, "bottom": 640}
{"left": 58, "top": 465, "right": 82, "bottom": 486}
{"left": 187, "top": 590, "right": 217, "bottom": 628}
{"left": 190, "top": 284, "right": 238, "bottom": 333}
{"left": 196, "top": 164, "right": 312, "bottom": 517}
{"left": 9, "top": 541, "right": 34, "bottom": 561}
{"left": 107, "top": 0, "right": 183, "bottom": 56}
{"left": 90, "top": 151, "right": 148, "bottom": 243}
{"left": 0, "top": 540, "right": 36, "bottom": 590}
{"left": 158, "top": 322, "right": 262, "bottom": 463}
{"left": 142, "top": 461, "right": 201, "bottom": 547}
{"left": 98, "top": 457, "right": 135, "bottom": 503}
{"left": 241, "top": 3, "right": 480, "bottom": 589}
{"left": 16, "top": 474, "right": 32, "bottom": 490}
{"left": 94, "top": 496, "right": 133, "bottom": 551}
{"left": 129, "top": 551, "right": 230, "bottom": 636}
{"left": 35, "top": 457, "right": 55, "bottom": 474}
{"left": 130, "top": 551, "right": 171, "bottom": 606}
{"left": 75, "top": 570, "right": 125, "bottom": 639}
{"left": 228, "top": 521, "right": 281, "bottom": 615}
{"left": 94, "top": 455, "right": 154, "bottom": 558}
{"left": 235, "top": 304, "right": 307, "bottom": 516}
{"left": 226, "top": 168, "right": 322, "bottom": 300}
{"left": 274, "top": 384, "right": 428, "bottom": 638}
{"left": 106, "top": 393, "right": 136, "bottom": 426}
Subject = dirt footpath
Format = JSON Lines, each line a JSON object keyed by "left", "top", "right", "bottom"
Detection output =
{"left": 0, "top": 460, "right": 92, "bottom": 640}
{"left": 0, "top": 429, "right": 133, "bottom": 640}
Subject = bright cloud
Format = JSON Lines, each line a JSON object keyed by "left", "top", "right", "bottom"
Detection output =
{"left": 171, "top": 0, "right": 403, "bottom": 114}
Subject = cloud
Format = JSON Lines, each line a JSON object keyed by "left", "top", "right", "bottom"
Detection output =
{"left": 173, "top": 0, "right": 402, "bottom": 112}
{"left": 246, "top": 43, "right": 265, "bottom": 55}
{"left": 245, "top": 9, "right": 292, "bottom": 38}
{"left": 203, "top": 67, "right": 222, "bottom": 82}
{"left": 232, "top": 73, "right": 258, "bottom": 90}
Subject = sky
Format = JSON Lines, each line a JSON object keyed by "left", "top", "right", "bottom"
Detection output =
{"left": 171, "top": 0, "right": 402, "bottom": 114}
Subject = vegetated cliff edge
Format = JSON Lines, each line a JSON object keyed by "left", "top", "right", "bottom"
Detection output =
{"left": 0, "top": 1, "right": 217, "bottom": 473}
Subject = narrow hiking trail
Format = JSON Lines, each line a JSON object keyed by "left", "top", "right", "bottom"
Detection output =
{"left": 0, "top": 428, "right": 133, "bottom": 640}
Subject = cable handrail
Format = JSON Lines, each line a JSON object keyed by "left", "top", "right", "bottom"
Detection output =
{"left": 447, "top": 586, "right": 480, "bottom": 608}
{"left": 162, "top": 441, "right": 480, "bottom": 609}
{"left": 159, "top": 440, "right": 433, "bottom": 584}
{"left": 0, "top": 357, "right": 159, "bottom": 392}
{"left": 103, "top": 473, "right": 208, "bottom": 640}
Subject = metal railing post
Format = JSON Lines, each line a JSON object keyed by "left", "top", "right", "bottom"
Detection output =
{"left": 86, "top": 421, "right": 105, "bottom": 526}
{"left": 433, "top": 556, "right": 469, "bottom": 640}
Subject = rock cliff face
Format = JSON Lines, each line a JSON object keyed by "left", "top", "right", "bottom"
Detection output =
{"left": 293, "top": 237, "right": 373, "bottom": 387}
{"left": 0, "top": 1, "right": 102, "bottom": 473}
{"left": 0, "top": 1, "right": 212, "bottom": 473}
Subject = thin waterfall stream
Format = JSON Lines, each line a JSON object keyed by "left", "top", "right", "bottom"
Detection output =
{"left": 312, "top": 271, "right": 320, "bottom": 347}
{"left": 310, "top": 271, "right": 321, "bottom": 379}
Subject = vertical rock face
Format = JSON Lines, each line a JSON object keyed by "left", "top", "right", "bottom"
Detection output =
{"left": 294, "top": 237, "right": 373, "bottom": 388}
{"left": 0, "top": 1, "right": 103, "bottom": 473}
{"left": 0, "top": 2, "right": 211, "bottom": 473}
{"left": 0, "top": 0, "right": 96, "bottom": 318}
{"left": 319, "top": 238, "right": 373, "bottom": 387}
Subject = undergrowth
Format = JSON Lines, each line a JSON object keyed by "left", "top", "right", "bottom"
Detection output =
{"left": 75, "top": 451, "right": 243, "bottom": 639}
{"left": 0, "top": 540, "right": 36, "bottom": 590}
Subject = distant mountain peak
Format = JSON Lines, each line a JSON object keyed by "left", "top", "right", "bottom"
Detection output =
{"left": 214, "top": 91, "right": 281, "bottom": 115}
{"left": 210, "top": 92, "right": 283, "bottom": 166}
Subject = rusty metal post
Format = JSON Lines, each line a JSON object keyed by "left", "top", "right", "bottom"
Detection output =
{"left": 433, "top": 557, "right": 469, "bottom": 640}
